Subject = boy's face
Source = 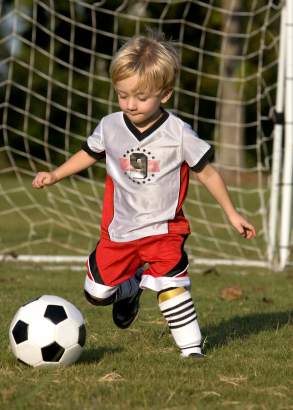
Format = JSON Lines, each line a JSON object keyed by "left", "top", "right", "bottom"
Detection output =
{"left": 115, "top": 74, "right": 173, "bottom": 130}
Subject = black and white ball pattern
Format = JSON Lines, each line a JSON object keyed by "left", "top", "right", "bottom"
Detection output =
{"left": 9, "top": 295, "right": 86, "bottom": 369}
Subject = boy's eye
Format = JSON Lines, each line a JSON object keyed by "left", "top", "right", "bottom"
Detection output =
{"left": 138, "top": 97, "right": 147, "bottom": 102}
{"left": 118, "top": 95, "right": 126, "bottom": 99}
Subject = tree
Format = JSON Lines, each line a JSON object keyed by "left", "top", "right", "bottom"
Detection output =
{"left": 216, "top": 0, "right": 245, "bottom": 171}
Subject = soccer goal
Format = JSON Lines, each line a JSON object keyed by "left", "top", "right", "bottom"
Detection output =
{"left": 0, "top": 0, "right": 291, "bottom": 270}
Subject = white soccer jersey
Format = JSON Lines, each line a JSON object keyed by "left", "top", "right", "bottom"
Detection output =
{"left": 82, "top": 109, "right": 214, "bottom": 243}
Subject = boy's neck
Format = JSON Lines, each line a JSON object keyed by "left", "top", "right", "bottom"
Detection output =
{"left": 126, "top": 108, "right": 164, "bottom": 133}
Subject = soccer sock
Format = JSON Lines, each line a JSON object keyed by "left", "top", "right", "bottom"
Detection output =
{"left": 158, "top": 287, "right": 202, "bottom": 357}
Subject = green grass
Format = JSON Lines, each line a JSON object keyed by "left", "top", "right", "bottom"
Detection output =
{"left": 1, "top": 262, "right": 293, "bottom": 409}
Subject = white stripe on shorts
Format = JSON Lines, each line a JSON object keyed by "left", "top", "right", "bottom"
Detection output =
{"left": 84, "top": 274, "right": 118, "bottom": 299}
{"left": 140, "top": 274, "right": 191, "bottom": 292}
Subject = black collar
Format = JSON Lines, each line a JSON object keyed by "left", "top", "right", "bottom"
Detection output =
{"left": 123, "top": 109, "right": 169, "bottom": 141}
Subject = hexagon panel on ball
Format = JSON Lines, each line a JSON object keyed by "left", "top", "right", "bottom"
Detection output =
{"left": 20, "top": 300, "right": 47, "bottom": 323}
{"left": 28, "top": 318, "right": 56, "bottom": 348}
{"left": 59, "top": 343, "right": 84, "bottom": 367}
{"left": 55, "top": 319, "right": 79, "bottom": 349}
{"left": 17, "top": 340, "right": 43, "bottom": 367}
{"left": 64, "top": 302, "right": 85, "bottom": 327}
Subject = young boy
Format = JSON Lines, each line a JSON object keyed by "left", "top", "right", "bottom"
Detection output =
{"left": 32, "top": 28, "right": 256, "bottom": 358}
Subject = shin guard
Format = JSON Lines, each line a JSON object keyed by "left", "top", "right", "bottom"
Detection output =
{"left": 158, "top": 287, "right": 202, "bottom": 357}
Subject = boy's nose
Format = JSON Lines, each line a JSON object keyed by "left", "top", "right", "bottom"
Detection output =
{"left": 127, "top": 98, "right": 137, "bottom": 110}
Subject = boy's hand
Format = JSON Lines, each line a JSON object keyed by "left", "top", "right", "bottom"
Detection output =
{"left": 32, "top": 172, "right": 57, "bottom": 189}
{"left": 228, "top": 212, "right": 256, "bottom": 239}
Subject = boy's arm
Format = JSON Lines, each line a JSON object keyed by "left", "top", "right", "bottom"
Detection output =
{"left": 32, "top": 150, "right": 98, "bottom": 189}
{"left": 195, "top": 161, "right": 256, "bottom": 239}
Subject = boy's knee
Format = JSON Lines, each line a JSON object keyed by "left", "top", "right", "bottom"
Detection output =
{"left": 84, "top": 290, "right": 116, "bottom": 306}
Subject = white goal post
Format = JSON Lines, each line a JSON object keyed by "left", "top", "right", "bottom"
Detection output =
{"left": 0, "top": 0, "right": 292, "bottom": 270}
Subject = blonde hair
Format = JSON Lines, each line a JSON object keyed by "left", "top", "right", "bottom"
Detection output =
{"left": 109, "top": 27, "right": 180, "bottom": 94}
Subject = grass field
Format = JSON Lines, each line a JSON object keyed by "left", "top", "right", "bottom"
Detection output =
{"left": 1, "top": 262, "right": 293, "bottom": 410}
{"left": 1, "top": 174, "right": 292, "bottom": 409}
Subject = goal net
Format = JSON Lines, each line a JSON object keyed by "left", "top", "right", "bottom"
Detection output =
{"left": 0, "top": 0, "right": 285, "bottom": 266}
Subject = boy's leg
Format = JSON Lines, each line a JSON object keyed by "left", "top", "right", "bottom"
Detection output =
{"left": 112, "top": 268, "right": 144, "bottom": 329}
{"left": 157, "top": 287, "right": 203, "bottom": 357}
{"left": 84, "top": 240, "right": 144, "bottom": 329}
{"left": 138, "top": 234, "right": 204, "bottom": 357}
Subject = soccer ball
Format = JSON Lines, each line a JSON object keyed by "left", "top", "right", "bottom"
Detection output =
{"left": 9, "top": 295, "right": 86, "bottom": 369}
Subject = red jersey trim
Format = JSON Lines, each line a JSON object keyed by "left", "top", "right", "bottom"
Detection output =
{"left": 168, "top": 162, "right": 191, "bottom": 235}
{"left": 100, "top": 174, "right": 115, "bottom": 240}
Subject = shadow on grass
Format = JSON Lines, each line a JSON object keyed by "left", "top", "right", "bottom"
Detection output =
{"left": 79, "top": 346, "right": 125, "bottom": 364}
{"left": 201, "top": 310, "right": 292, "bottom": 350}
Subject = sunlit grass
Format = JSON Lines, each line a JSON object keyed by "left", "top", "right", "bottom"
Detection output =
{"left": 1, "top": 262, "right": 293, "bottom": 409}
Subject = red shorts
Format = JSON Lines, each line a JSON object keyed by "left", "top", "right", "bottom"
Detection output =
{"left": 86, "top": 234, "right": 189, "bottom": 287}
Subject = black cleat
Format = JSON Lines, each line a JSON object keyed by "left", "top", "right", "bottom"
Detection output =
{"left": 112, "top": 269, "right": 144, "bottom": 329}
{"left": 187, "top": 353, "right": 206, "bottom": 358}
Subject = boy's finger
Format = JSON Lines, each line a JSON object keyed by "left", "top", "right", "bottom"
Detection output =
{"left": 241, "top": 224, "right": 256, "bottom": 239}
{"left": 241, "top": 227, "right": 250, "bottom": 238}
{"left": 246, "top": 223, "right": 256, "bottom": 238}
{"left": 33, "top": 175, "right": 46, "bottom": 189}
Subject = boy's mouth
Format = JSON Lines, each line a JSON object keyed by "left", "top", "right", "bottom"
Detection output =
{"left": 126, "top": 112, "right": 140, "bottom": 116}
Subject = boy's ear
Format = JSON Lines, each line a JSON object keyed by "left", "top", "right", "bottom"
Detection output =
{"left": 161, "top": 88, "right": 173, "bottom": 104}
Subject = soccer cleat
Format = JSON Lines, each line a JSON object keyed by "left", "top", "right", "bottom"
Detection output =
{"left": 185, "top": 352, "right": 206, "bottom": 358}
{"left": 112, "top": 269, "right": 144, "bottom": 329}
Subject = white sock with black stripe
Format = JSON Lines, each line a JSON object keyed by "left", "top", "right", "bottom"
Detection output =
{"left": 158, "top": 288, "right": 202, "bottom": 357}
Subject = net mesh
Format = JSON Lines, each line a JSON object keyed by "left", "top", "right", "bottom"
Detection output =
{"left": 0, "top": 0, "right": 284, "bottom": 262}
